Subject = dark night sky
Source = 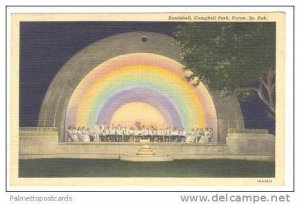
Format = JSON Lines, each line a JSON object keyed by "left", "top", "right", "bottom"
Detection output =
{"left": 20, "top": 22, "right": 275, "bottom": 134}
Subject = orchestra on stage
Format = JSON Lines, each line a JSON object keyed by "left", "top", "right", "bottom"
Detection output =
{"left": 66, "top": 122, "right": 214, "bottom": 143}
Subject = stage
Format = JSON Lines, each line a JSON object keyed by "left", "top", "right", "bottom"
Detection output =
{"left": 19, "top": 127, "right": 275, "bottom": 161}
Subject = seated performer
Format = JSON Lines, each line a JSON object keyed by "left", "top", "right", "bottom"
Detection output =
{"left": 67, "top": 126, "right": 79, "bottom": 142}
{"left": 189, "top": 128, "right": 196, "bottom": 143}
{"left": 76, "top": 127, "right": 82, "bottom": 141}
{"left": 79, "top": 127, "right": 90, "bottom": 142}
{"left": 92, "top": 122, "right": 100, "bottom": 142}
{"left": 129, "top": 127, "right": 135, "bottom": 142}
{"left": 198, "top": 128, "right": 205, "bottom": 143}
{"left": 171, "top": 127, "right": 178, "bottom": 142}
{"left": 108, "top": 124, "right": 115, "bottom": 142}
{"left": 185, "top": 133, "right": 192, "bottom": 143}
{"left": 103, "top": 126, "right": 109, "bottom": 142}
{"left": 86, "top": 128, "right": 93, "bottom": 142}
{"left": 185, "top": 128, "right": 193, "bottom": 143}
{"left": 180, "top": 128, "right": 186, "bottom": 142}
{"left": 203, "top": 127, "right": 210, "bottom": 143}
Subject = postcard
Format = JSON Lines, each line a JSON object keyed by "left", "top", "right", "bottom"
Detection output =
{"left": 9, "top": 12, "right": 285, "bottom": 187}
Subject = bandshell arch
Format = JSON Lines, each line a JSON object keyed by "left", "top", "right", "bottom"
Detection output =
{"left": 38, "top": 31, "right": 245, "bottom": 142}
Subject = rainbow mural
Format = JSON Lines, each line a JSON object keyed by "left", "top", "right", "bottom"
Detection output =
{"left": 65, "top": 53, "right": 217, "bottom": 136}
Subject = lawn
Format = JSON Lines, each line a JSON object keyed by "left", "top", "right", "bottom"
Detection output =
{"left": 19, "top": 159, "right": 275, "bottom": 178}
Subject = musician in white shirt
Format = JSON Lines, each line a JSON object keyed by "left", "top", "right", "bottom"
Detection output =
{"left": 67, "top": 126, "right": 79, "bottom": 142}
{"left": 92, "top": 122, "right": 100, "bottom": 142}
{"left": 203, "top": 127, "right": 210, "bottom": 143}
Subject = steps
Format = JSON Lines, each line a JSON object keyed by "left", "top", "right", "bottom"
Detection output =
{"left": 119, "top": 145, "right": 173, "bottom": 162}
{"left": 136, "top": 145, "right": 155, "bottom": 156}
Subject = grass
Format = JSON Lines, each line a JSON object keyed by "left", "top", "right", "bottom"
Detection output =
{"left": 19, "top": 159, "right": 275, "bottom": 178}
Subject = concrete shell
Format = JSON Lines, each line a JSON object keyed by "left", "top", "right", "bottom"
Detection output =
{"left": 38, "top": 31, "right": 245, "bottom": 142}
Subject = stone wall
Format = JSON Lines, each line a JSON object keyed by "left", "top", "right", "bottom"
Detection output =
{"left": 226, "top": 129, "right": 275, "bottom": 157}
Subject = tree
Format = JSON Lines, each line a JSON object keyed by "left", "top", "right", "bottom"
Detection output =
{"left": 174, "top": 22, "right": 276, "bottom": 119}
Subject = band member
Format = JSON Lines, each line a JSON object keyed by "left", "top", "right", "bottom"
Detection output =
{"left": 185, "top": 131, "right": 192, "bottom": 143}
{"left": 76, "top": 127, "right": 82, "bottom": 141}
{"left": 67, "top": 126, "right": 79, "bottom": 142}
{"left": 79, "top": 127, "right": 89, "bottom": 142}
{"left": 67, "top": 123, "right": 213, "bottom": 144}
{"left": 180, "top": 128, "right": 186, "bottom": 142}
{"left": 198, "top": 128, "right": 205, "bottom": 143}
{"left": 93, "top": 122, "right": 100, "bottom": 142}
{"left": 86, "top": 128, "right": 93, "bottom": 142}
{"left": 203, "top": 127, "right": 210, "bottom": 143}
